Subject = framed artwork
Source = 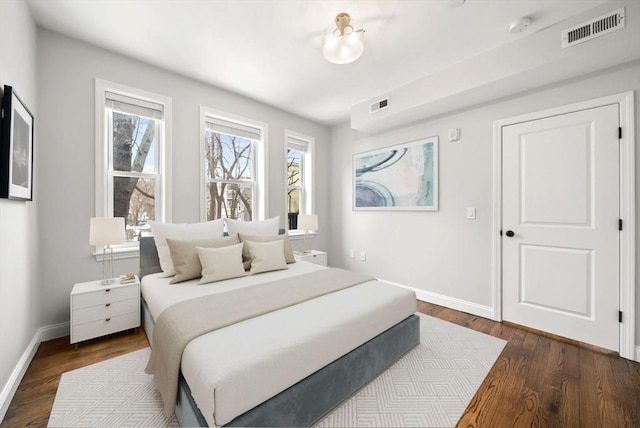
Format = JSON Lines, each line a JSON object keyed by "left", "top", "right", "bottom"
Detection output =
{"left": 1, "top": 85, "right": 34, "bottom": 201}
{"left": 353, "top": 136, "right": 438, "bottom": 211}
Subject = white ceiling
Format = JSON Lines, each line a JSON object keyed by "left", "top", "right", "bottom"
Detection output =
{"left": 26, "top": 0, "right": 607, "bottom": 125}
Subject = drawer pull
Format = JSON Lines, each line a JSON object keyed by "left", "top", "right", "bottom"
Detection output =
{"left": 105, "top": 318, "right": 111, "bottom": 322}
{"left": 105, "top": 289, "right": 111, "bottom": 293}
{"left": 105, "top": 303, "right": 111, "bottom": 307}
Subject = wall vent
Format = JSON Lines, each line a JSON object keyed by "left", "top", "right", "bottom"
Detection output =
{"left": 370, "top": 97, "right": 390, "bottom": 113}
{"left": 562, "top": 8, "right": 625, "bottom": 48}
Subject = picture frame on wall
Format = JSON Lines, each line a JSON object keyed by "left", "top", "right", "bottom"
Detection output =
{"left": 1, "top": 85, "right": 34, "bottom": 201}
{"left": 353, "top": 136, "right": 438, "bottom": 211}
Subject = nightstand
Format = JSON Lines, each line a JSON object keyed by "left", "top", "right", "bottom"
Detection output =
{"left": 70, "top": 277, "right": 140, "bottom": 347}
{"left": 294, "top": 250, "right": 328, "bottom": 266}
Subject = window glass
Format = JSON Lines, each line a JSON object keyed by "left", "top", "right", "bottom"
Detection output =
{"left": 285, "top": 132, "right": 314, "bottom": 232}
{"left": 287, "top": 148, "right": 302, "bottom": 229}
{"left": 96, "top": 80, "right": 170, "bottom": 248}
{"left": 203, "top": 117, "right": 262, "bottom": 222}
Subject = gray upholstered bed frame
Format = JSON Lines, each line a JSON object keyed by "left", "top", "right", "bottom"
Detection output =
{"left": 139, "top": 236, "right": 420, "bottom": 427}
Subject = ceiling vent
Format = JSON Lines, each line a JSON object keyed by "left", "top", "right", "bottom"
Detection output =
{"left": 370, "top": 97, "right": 389, "bottom": 113}
{"left": 562, "top": 8, "right": 625, "bottom": 48}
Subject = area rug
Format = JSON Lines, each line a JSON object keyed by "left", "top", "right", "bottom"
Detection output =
{"left": 48, "top": 313, "right": 505, "bottom": 428}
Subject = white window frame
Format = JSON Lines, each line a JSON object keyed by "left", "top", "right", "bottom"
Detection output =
{"left": 284, "top": 130, "right": 315, "bottom": 236}
{"left": 199, "top": 106, "right": 268, "bottom": 222}
{"left": 94, "top": 79, "right": 172, "bottom": 259}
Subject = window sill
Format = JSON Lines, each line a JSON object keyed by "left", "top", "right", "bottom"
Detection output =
{"left": 287, "top": 231, "right": 317, "bottom": 240}
{"left": 93, "top": 246, "right": 140, "bottom": 261}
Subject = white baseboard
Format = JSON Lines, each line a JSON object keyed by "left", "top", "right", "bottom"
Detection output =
{"left": 635, "top": 346, "right": 640, "bottom": 363}
{"left": 40, "top": 321, "right": 70, "bottom": 342}
{"left": 378, "top": 278, "right": 495, "bottom": 320}
{"left": 0, "top": 332, "right": 39, "bottom": 422}
{"left": 0, "top": 321, "right": 69, "bottom": 422}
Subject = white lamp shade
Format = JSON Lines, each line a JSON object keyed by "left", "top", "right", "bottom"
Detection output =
{"left": 323, "top": 32, "right": 364, "bottom": 64}
{"left": 89, "top": 217, "right": 126, "bottom": 246}
{"left": 298, "top": 214, "right": 318, "bottom": 231}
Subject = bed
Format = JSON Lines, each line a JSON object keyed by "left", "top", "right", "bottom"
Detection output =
{"left": 139, "top": 236, "right": 419, "bottom": 427}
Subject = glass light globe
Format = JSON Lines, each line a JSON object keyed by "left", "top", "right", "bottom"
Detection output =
{"left": 323, "top": 32, "right": 364, "bottom": 64}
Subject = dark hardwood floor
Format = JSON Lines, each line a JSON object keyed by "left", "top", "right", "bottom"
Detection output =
{"left": 1, "top": 329, "right": 149, "bottom": 428}
{"left": 2, "top": 301, "right": 639, "bottom": 427}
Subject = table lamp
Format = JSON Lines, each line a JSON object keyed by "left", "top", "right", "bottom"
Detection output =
{"left": 297, "top": 214, "right": 318, "bottom": 254}
{"left": 90, "top": 217, "right": 126, "bottom": 285}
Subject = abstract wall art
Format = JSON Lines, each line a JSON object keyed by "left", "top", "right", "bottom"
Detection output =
{"left": 353, "top": 136, "right": 438, "bottom": 211}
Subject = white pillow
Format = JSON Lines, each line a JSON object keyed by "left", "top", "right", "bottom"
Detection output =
{"left": 246, "top": 240, "right": 288, "bottom": 274}
{"left": 148, "top": 219, "right": 225, "bottom": 277}
{"left": 197, "top": 243, "right": 246, "bottom": 284}
{"left": 225, "top": 216, "right": 280, "bottom": 236}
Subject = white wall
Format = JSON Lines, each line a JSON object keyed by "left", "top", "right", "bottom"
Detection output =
{"left": 329, "top": 62, "right": 640, "bottom": 346}
{"left": 0, "top": 0, "right": 39, "bottom": 418}
{"left": 36, "top": 29, "right": 330, "bottom": 328}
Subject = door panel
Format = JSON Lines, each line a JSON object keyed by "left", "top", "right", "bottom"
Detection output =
{"left": 520, "top": 124, "right": 591, "bottom": 226}
{"left": 502, "top": 104, "right": 619, "bottom": 351}
{"left": 520, "top": 244, "right": 592, "bottom": 317}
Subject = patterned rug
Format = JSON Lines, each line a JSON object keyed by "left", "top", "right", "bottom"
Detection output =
{"left": 48, "top": 313, "right": 505, "bottom": 427}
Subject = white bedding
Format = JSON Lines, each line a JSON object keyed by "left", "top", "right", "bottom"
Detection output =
{"left": 141, "top": 262, "right": 416, "bottom": 427}
{"left": 141, "top": 261, "right": 326, "bottom": 320}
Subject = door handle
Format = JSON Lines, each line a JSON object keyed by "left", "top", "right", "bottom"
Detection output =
{"left": 505, "top": 230, "right": 515, "bottom": 237}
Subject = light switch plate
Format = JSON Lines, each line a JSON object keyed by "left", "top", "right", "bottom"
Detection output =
{"left": 466, "top": 207, "right": 476, "bottom": 219}
{"left": 448, "top": 128, "right": 461, "bottom": 141}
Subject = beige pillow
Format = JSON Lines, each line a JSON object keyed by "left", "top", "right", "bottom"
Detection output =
{"left": 246, "top": 240, "right": 288, "bottom": 274}
{"left": 148, "top": 219, "right": 225, "bottom": 277}
{"left": 238, "top": 233, "right": 295, "bottom": 270}
{"left": 167, "top": 234, "right": 240, "bottom": 284}
{"left": 197, "top": 243, "right": 246, "bottom": 284}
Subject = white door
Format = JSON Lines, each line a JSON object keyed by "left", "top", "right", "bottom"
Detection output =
{"left": 502, "top": 104, "right": 619, "bottom": 351}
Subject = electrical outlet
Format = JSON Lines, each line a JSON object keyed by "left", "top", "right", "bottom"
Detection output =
{"left": 349, "top": 249, "right": 355, "bottom": 259}
{"left": 360, "top": 252, "right": 366, "bottom": 262}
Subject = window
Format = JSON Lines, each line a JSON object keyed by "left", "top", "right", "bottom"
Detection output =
{"left": 285, "top": 130, "right": 314, "bottom": 232}
{"left": 95, "top": 79, "right": 172, "bottom": 253}
{"left": 200, "top": 107, "right": 267, "bottom": 222}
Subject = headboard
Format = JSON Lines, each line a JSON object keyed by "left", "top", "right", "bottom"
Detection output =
{"left": 139, "top": 236, "right": 162, "bottom": 279}
{"left": 139, "top": 229, "right": 287, "bottom": 279}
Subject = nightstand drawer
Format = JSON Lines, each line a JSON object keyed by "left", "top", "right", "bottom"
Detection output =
{"left": 305, "top": 253, "right": 327, "bottom": 265}
{"left": 72, "top": 285, "right": 138, "bottom": 309}
{"left": 72, "top": 298, "right": 139, "bottom": 324}
{"left": 295, "top": 251, "right": 328, "bottom": 266}
{"left": 71, "top": 312, "right": 140, "bottom": 344}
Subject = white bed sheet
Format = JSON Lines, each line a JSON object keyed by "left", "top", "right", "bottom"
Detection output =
{"left": 141, "top": 261, "right": 325, "bottom": 320}
{"left": 141, "top": 262, "right": 416, "bottom": 427}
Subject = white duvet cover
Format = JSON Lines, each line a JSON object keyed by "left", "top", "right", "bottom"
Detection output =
{"left": 141, "top": 262, "right": 416, "bottom": 427}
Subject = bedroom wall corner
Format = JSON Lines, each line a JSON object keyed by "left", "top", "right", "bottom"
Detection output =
{"left": 0, "top": 0, "right": 40, "bottom": 421}
{"left": 329, "top": 62, "right": 640, "bottom": 354}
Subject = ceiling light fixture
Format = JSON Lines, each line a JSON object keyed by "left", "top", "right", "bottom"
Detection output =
{"left": 322, "top": 13, "right": 365, "bottom": 65}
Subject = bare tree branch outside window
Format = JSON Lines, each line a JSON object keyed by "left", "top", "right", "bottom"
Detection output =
{"left": 287, "top": 148, "right": 302, "bottom": 229}
{"left": 205, "top": 131, "right": 254, "bottom": 221}
{"left": 112, "top": 112, "right": 156, "bottom": 241}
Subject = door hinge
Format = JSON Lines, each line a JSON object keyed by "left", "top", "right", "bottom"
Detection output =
{"left": 619, "top": 311, "right": 623, "bottom": 323}
{"left": 619, "top": 127, "right": 622, "bottom": 139}
{"left": 619, "top": 219, "right": 623, "bottom": 231}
